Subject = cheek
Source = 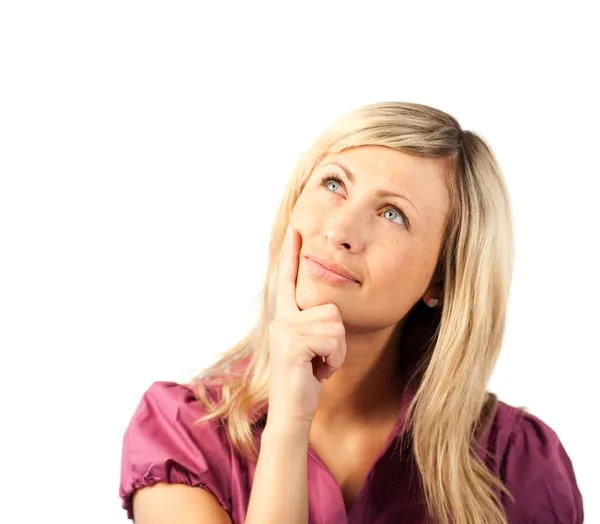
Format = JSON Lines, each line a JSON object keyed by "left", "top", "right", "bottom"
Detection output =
{"left": 289, "top": 194, "right": 326, "bottom": 229}
{"left": 374, "top": 258, "right": 409, "bottom": 289}
{"left": 369, "top": 246, "right": 431, "bottom": 293}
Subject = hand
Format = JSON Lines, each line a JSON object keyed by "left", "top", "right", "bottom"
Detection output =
{"left": 266, "top": 228, "right": 347, "bottom": 429}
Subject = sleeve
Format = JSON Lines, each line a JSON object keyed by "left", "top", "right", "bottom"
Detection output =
{"left": 119, "top": 381, "right": 233, "bottom": 521}
{"left": 501, "top": 411, "right": 584, "bottom": 524}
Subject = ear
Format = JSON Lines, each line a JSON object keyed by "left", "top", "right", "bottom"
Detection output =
{"left": 422, "top": 263, "right": 444, "bottom": 305}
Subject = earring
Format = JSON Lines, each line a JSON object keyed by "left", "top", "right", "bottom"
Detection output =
{"left": 426, "top": 298, "right": 439, "bottom": 308}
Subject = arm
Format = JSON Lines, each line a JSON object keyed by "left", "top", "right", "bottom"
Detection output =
{"left": 501, "top": 412, "right": 583, "bottom": 523}
{"left": 245, "top": 423, "right": 311, "bottom": 524}
{"left": 131, "top": 423, "right": 311, "bottom": 524}
{"left": 244, "top": 227, "right": 346, "bottom": 523}
{"left": 132, "top": 482, "right": 232, "bottom": 524}
{"left": 119, "top": 382, "right": 236, "bottom": 523}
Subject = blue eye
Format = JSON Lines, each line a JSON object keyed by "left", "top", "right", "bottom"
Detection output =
{"left": 318, "top": 173, "right": 410, "bottom": 229}
{"left": 381, "top": 206, "right": 407, "bottom": 226}
{"left": 319, "top": 174, "right": 344, "bottom": 193}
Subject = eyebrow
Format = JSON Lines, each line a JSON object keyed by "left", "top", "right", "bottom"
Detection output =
{"left": 321, "top": 161, "right": 419, "bottom": 216}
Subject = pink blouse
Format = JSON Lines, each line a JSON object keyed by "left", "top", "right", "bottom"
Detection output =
{"left": 119, "top": 381, "right": 583, "bottom": 523}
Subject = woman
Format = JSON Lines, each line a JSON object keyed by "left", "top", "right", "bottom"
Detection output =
{"left": 119, "top": 101, "right": 583, "bottom": 523}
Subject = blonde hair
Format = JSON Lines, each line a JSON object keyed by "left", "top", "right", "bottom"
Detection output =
{"left": 189, "top": 101, "right": 515, "bottom": 524}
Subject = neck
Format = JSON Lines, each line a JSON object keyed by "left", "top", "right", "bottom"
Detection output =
{"left": 312, "top": 320, "right": 406, "bottom": 430}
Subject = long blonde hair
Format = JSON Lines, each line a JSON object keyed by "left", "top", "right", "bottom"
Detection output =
{"left": 190, "top": 101, "right": 515, "bottom": 524}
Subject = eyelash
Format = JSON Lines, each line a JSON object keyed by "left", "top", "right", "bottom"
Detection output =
{"left": 318, "top": 173, "right": 410, "bottom": 229}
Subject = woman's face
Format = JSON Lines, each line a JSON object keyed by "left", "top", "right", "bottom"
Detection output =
{"left": 289, "top": 145, "right": 451, "bottom": 330}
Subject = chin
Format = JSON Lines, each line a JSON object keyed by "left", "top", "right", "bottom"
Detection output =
{"left": 295, "top": 284, "right": 340, "bottom": 311}
{"left": 296, "top": 280, "right": 358, "bottom": 314}
{"left": 295, "top": 292, "right": 327, "bottom": 311}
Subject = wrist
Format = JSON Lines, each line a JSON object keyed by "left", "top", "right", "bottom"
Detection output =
{"left": 262, "top": 418, "right": 312, "bottom": 443}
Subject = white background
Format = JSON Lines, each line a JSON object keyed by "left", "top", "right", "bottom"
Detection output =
{"left": 1, "top": 2, "right": 598, "bottom": 523}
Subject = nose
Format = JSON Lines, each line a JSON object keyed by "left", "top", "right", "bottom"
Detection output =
{"left": 324, "top": 206, "right": 366, "bottom": 253}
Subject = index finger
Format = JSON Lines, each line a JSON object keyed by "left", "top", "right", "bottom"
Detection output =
{"left": 275, "top": 227, "right": 302, "bottom": 316}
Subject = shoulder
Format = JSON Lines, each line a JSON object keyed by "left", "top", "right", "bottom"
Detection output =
{"left": 128, "top": 379, "right": 223, "bottom": 427}
{"left": 124, "top": 380, "right": 230, "bottom": 461}
{"left": 119, "top": 380, "right": 234, "bottom": 520}
{"left": 483, "top": 400, "right": 584, "bottom": 523}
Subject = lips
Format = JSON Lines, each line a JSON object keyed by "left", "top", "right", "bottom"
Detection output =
{"left": 304, "top": 254, "right": 360, "bottom": 283}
